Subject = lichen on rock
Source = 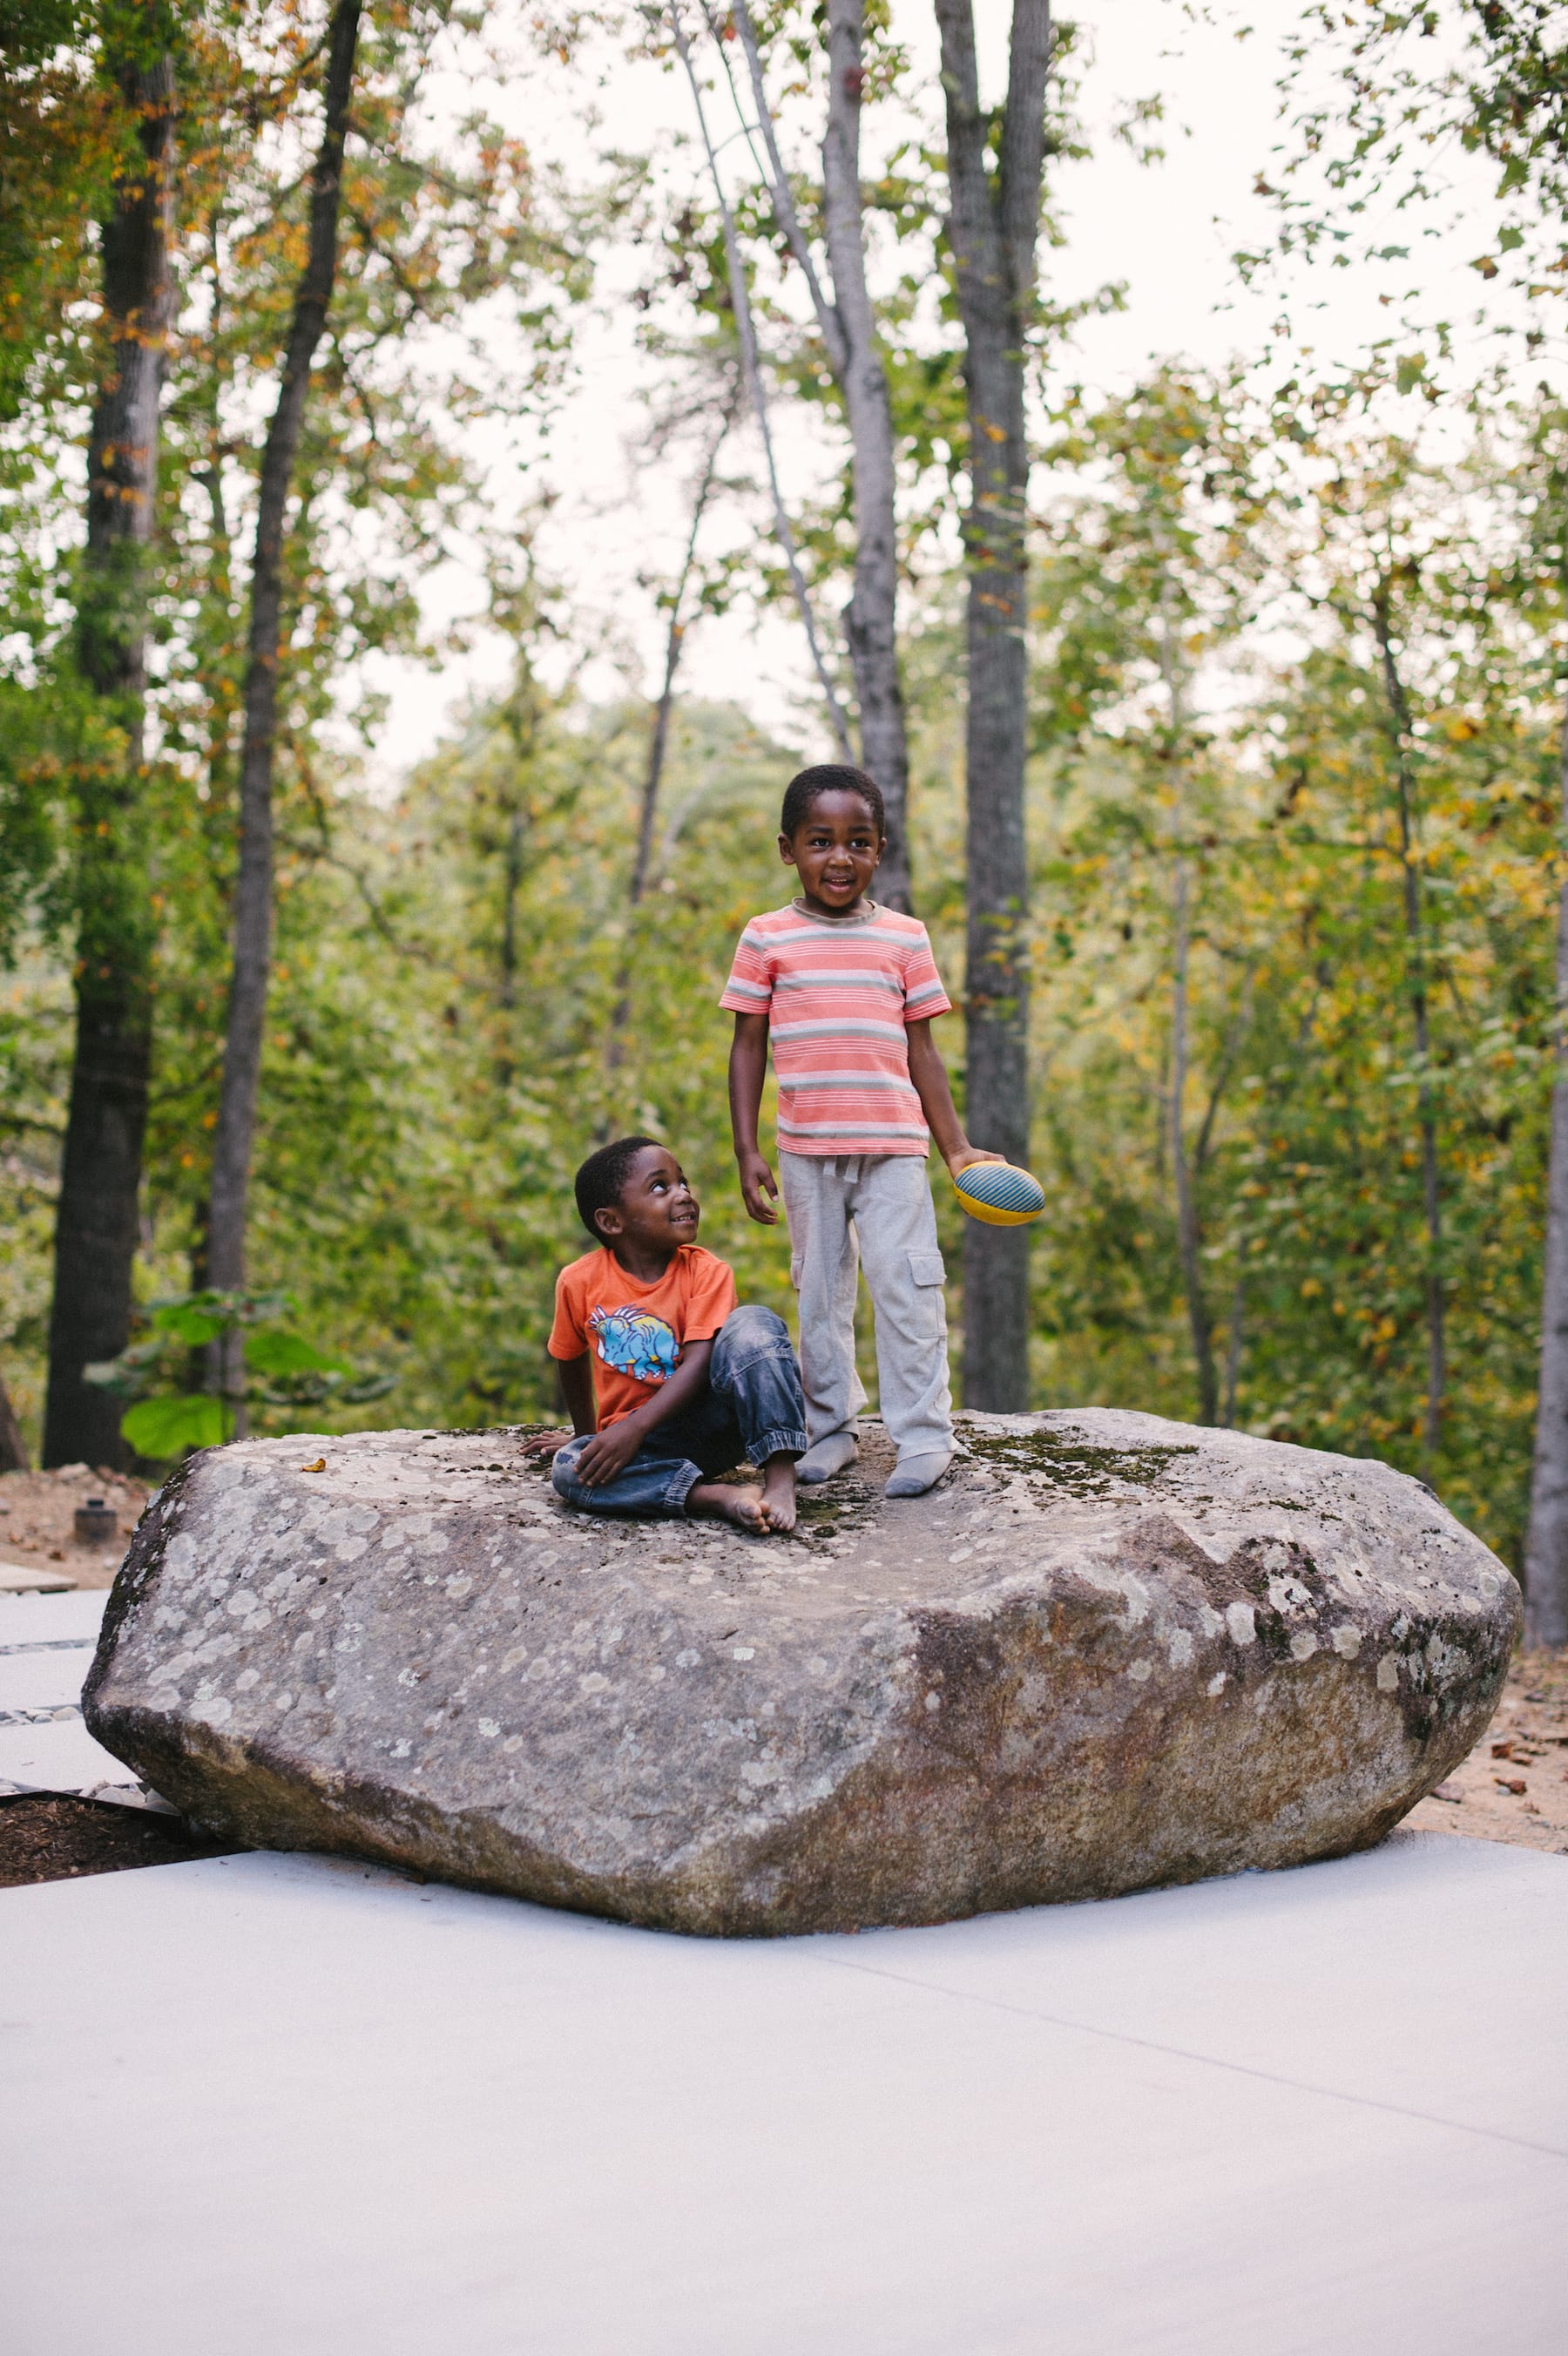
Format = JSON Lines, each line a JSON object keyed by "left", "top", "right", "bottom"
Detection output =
{"left": 84, "top": 1408, "right": 1520, "bottom": 1935}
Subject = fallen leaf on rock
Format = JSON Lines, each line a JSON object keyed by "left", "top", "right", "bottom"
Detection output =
{"left": 300, "top": 1459, "right": 326, "bottom": 1473}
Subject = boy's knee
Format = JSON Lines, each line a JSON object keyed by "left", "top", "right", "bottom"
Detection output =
{"left": 716, "top": 1303, "right": 789, "bottom": 1356}
{"left": 550, "top": 1439, "right": 588, "bottom": 1498}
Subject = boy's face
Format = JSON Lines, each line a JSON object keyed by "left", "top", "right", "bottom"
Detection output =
{"left": 594, "top": 1145, "right": 700, "bottom": 1254}
{"left": 779, "top": 789, "right": 884, "bottom": 915}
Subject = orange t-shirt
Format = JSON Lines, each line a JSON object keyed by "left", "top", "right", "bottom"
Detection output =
{"left": 547, "top": 1244, "right": 738, "bottom": 1430}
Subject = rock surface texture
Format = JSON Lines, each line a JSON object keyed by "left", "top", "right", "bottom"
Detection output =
{"left": 84, "top": 1412, "right": 1521, "bottom": 1935}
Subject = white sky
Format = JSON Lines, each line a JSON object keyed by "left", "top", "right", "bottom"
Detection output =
{"left": 353, "top": 0, "right": 1510, "bottom": 786}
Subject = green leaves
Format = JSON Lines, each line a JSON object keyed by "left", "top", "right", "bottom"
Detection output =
{"left": 121, "top": 1393, "right": 233, "bottom": 1457}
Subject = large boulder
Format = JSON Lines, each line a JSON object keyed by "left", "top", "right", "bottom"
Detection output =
{"left": 84, "top": 1411, "right": 1519, "bottom": 1935}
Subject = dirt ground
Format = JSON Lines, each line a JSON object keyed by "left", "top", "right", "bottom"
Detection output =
{"left": 0, "top": 1793, "right": 235, "bottom": 1887}
{"left": 1402, "top": 1649, "right": 1568, "bottom": 1854}
{"left": 0, "top": 1464, "right": 151, "bottom": 1590}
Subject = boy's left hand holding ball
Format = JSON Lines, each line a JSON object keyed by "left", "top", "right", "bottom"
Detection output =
{"left": 946, "top": 1148, "right": 1006, "bottom": 1177}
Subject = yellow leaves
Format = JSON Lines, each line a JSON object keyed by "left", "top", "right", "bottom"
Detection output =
{"left": 1301, "top": 1276, "right": 1322, "bottom": 1298}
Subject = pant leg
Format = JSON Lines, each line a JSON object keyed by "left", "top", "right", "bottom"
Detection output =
{"left": 847, "top": 1155, "right": 954, "bottom": 1459}
{"left": 779, "top": 1153, "right": 868, "bottom": 1446}
{"left": 707, "top": 1305, "right": 808, "bottom": 1465}
{"left": 551, "top": 1430, "right": 704, "bottom": 1520}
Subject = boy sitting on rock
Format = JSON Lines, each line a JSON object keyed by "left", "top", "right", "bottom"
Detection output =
{"left": 524, "top": 1135, "right": 807, "bottom": 1533}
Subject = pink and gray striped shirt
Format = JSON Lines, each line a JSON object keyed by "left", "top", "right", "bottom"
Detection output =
{"left": 720, "top": 900, "right": 954, "bottom": 1157}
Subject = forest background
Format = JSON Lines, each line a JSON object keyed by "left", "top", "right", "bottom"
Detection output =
{"left": 3, "top": 0, "right": 1568, "bottom": 1608}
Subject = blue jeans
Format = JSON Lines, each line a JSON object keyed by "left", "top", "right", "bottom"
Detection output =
{"left": 551, "top": 1304, "right": 808, "bottom": 1520}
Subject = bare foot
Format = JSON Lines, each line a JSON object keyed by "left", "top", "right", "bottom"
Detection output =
{"left": 759, "top": 1452, "right": 798, "bottom": 1533}
{"left": 687, "top": 1479, "right": 769, "bottom": 1532}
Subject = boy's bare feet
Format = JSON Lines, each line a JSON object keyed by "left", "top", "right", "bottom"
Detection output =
{"left": 687, "top": 1452, "right": 799, "bottom": 1534}
{"left": 760, "top": 1452, "right": 798, "bottom": 1533}
{"left": 687, "top": 1480, "right": 771, "bottom": 1532}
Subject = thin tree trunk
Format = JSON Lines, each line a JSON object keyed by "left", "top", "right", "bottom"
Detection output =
{"left": 1524, "top": 715, "right": 1568, "bottom": 1647}
{"left": 935, "top": 0, "right": 1050, "bottom": 1411}
{"left": 43, "top": 53, "right": 176, "bottom": 1470}
{"left": 0, "top": 1371, "right": 30, "bottom": 1473}
{"left": 205, "top": 0, "right": 362, "bottom": 1425}
{"left": 732, "top": 0, "right": 912, "bottom": 906}
{"left": 1221, "top": 1266, "right": 1246, "bottom": 1431}
{"left": 669, "top": 4, "right": 854, "bottom": 762}
{"left": 1171, "top": 856, "right": 1218, "bottom": 1423}
{"left": 1371, "top": 585, "right": 1445, "bottom": 1478}
{"left": 607, "top": 403, "right": 733, "bottom": 1067}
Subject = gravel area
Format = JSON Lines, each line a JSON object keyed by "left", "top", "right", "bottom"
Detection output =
{"left": 1402, "top": 1648, "right": 1568, "bottom": 1855}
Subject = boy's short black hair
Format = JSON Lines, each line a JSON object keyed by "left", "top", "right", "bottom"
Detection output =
{"left": 780, "top": 763, "right": 886, "bottom": 841}
{"left": 574, "top": 1134, "right": 664, "bottom": 1238}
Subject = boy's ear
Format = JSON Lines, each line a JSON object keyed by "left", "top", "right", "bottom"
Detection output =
{"left": 592, "top": 1202, "right": 624, "bottom": 1241}
{"left": 777, "top": 831, "right": 797, "bottom": 865}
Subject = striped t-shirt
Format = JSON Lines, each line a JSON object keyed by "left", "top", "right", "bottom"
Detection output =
{"left": 720, "top": 900, "right": 953, "bottom": 1157}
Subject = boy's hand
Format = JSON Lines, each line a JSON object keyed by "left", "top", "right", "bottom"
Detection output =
{"left": 945, "top": 1147, "right": 1007, "bottom": 1177}
{"left": 571, "top": 1418, "right": 645, "bottom": 1488}
{"left": 519, "top": 1427, "right": 572, "bottom": 1459}
{"left": 737, "top": 1148, "right": 780, "bottom": 1226}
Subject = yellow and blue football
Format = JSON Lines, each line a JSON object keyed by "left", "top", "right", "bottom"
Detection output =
{"left": 953, "top": 1161, "right": 1046, "bottom": 1227}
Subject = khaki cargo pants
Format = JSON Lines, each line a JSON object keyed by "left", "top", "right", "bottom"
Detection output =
{"left": 778, "top": 1151, "right": 955, "bottom": 1464}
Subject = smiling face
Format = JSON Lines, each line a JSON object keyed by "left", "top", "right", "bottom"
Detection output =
{"left": 779, "top": 789, "right": 885, "bottom": 917}
{"left": 593, "top": 1144, "right": 700, "bottom": 1256}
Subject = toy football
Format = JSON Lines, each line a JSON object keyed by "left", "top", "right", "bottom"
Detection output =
{"left": 953, "top": 1161, "right": 1046, "bottom": 1227}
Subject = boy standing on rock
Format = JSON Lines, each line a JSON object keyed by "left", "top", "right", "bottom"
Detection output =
{"left": 524, "top": 1135, "right": 807, "bottom": 1533}
{"left": 723, "top": 763, "right": 1002, "bottom": 1500}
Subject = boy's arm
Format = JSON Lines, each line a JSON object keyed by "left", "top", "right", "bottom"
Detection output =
{"left": 906, "top": 1018, "right": 1006, "bottom": 1176}
{"left": 568, "top": 1341, "right": 716, "bottom": 1488}
{"left": 518, "top": 1349, "right": 598, "bottom": 1455}
{"left": 728, "top": 1011, "right": 779, "bottom": 1225}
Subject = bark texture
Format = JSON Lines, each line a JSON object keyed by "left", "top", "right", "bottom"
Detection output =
{"left": 84, "top": 1411, "right": 1518, "bottom": 1935}
{"left": 733, "top": 0, "right": 912, "bottom": 905}
{"left": 44, "top": 54, "right": 176, "bottom": 1471}
{"left": 1524, "top": 721, "right": 1568, "bottom": 1648}
{"left": 205, "top": 0, "right": 362, "bottom": 1413}
{"left": 935, "top": 0, "right": 1051, "bottom": 1410}
{"left": 0, "top": 1372, "right": 30, "bottom": 1473}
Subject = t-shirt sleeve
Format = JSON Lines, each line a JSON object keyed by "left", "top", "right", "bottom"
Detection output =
{"left": 684, "top": 1254, "right": 739, "bottom": 1344}
{"left": 547, "top": 1266, "right": 589, "bottom": 1360}
{"left": 719, "top": 924, "right": 774, "bottom": 1016}
{"left": 902, "top": 923, "right": 954, "bottom": 1022}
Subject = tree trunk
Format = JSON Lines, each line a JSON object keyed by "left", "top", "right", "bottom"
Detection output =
{"left": 1524, "top": 718, "right": 1568, "bottom": 1648}
{"left": 607, "top": 403, "right": 733, "bottom": 1068}
{"left": 1170, "top": 858, "right": 1218, "bottom": 1423}
{"left": 733, "top": 0, "right": 912, "bottom": 905}
{"left": 205, "top": 0, "right": 362, "bottom": 1421}
{"left": 1371, "top": 587, "right": 1445, "bottom": 1479}
{"left": 934, "top": 0, "right": 1051, "bottom": 1411}
{"left": 0, "top": 1371, "right": 30, "bottom": 1473}
{"left": 43, "top": 53, "right": 175, "bottom": 1471}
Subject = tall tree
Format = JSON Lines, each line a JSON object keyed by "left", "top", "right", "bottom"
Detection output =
{"left": 43, "top": 36, "right": 176, "bottom": 1469}
{"left": 733, "top": 0, "right": 913, "bottom": 907}
{"left": 933, "top": 0, "right": 1052, "bottom": 1410}
{"left": 205, "top": 0, "right": 362, "bottom": 1421}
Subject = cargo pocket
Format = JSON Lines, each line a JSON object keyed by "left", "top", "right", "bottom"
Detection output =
{"left": 909, "top": 1250, "right": 946, "bottom": 1288}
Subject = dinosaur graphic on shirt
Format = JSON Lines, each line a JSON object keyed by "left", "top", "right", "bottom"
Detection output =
{"left": 587, "top": 1303, "right": 681, "bottom": 1386}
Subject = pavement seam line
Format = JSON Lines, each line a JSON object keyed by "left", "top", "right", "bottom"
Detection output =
{"left": 812, "top": 1952, "right": 1568, "bottom": 2161}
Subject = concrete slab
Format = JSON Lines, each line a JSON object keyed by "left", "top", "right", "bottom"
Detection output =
{"left": 0, "top": 1590, "right": 108, "bottom": 1647}
{"left": 0, "top": 1710, "right": 142, "bottom": 1797}
{"left": 0, "top": 1645, "right": 95, "bottom": 1712}
{"left": 3, "top": 1831, "right": 1561, "bottom": 2355}
{"left": 0, "top": 1560, "right": 75, "bottom": 1594}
